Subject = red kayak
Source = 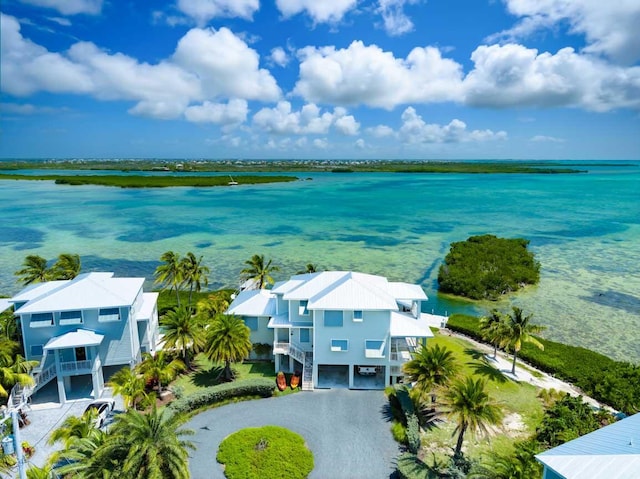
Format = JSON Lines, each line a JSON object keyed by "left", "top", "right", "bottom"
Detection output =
{"left": 290, "top": 370, "right": 301, "bottom": 389}
{"left": 276, "top": 371, "right": 287, "bottom": 391}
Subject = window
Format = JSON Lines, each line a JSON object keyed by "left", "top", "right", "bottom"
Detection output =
{"left": 30, "top": 345, "right": 44, "bottom": 356}
{"left": 30, "top": 312, "right": 53, "bottom": 328}
{"left": 244, "top": 317, "right": 259, "bottom": 331}
{"left": 99, "top": 308, "right": 120, "bottom": 322}
{"left": 331, "top": 339, "right": 348, "bottom": 352}
{"left": 298, "top": 300, "right": 309, "bottom": 316}
{"left": 300, "top": 329, "right": 310, "bottom": 343}
{"left": 353, "top": 310, "right": 363, "bottom": 322}
{"left": 365, "top": 340, "right": 386, "bottom": 358}
{"left": 60, "top": 310, "right": 83, "bottom": 326}
{"left": 324, "top": 311, "right": 343, "bottom": 327}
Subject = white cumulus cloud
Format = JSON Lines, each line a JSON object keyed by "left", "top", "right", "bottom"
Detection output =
{"left": 184, "top": 99, "right": 248, "bottom": 125}
{"left": 270, "top": 47, "right": 290, "bottom": 67}
{"left": 252, "top": 101, "right": 359, "bottom": 135}
{"left": 294, "top": 41, "right": 464, "bottom": 108}
{"left": 399, "top": 107, "right": 507, "bottom": 143}
{"left": 18, "top": 0, "right": 103, "bottom": 15}
{"left": 176, "top": 0, "right": 259, "bottom": 25}
{"left": 377, "top": 0, "right": 419, "bottom": 36}
{"left": 489, "top": 0, "right": 640, "bottom": 64}
{"left": 366, "top": 125, "right": 395, "bottom": 137}
{"left": 276, "top": 0, "right": 357, "bottom": 23}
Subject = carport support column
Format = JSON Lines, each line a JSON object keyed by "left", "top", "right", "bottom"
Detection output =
{"left": 275, "top": 354, "right": 281, "bottom": 373}
{"left": 349, "top": 365, "right": 354, "bottom": 389}
{"left": 54, "top": 349, "right": 67, "bottom": 404}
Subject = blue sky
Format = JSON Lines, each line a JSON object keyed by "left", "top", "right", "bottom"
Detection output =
{"left": 1, "top": 0, "right": 639, "bottom": 160}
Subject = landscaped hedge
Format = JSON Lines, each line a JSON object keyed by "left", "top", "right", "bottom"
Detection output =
{"left": 438, "top": 235, "right": 540, "bottom": 300}
{"left": 168, "top": 378, "right": 275, "bottom": 414}
{"left": 396, "top": 453, "right": 431, "bottom": 479}
{"left": 446, "top": 314, "right": 640, "bottom": 414}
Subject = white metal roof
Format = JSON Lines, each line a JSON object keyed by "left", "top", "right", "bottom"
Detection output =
{"left": 536, "top": 413, "right": 640, "bottom": 479}
{"left": 267, "top": 313, "right": 313, "bottom": 328}
{"left": 227, "top": 289, "right": 276, "bottom": 317}
{"left": 13, "top": 272, "right": 144, "bottom": 314}
{"left": 271, "top": 273, "right": 319, "bottom": 295}
{"left": 390, "top": 311, "right": 435, "bottom": 338}
{"left": 388, "top": 282, "right": 428, "bottom": 300}
{"left": 44, "top": 329, "right": 104, "bottom": 350}
{"left": 308, "top": 274, "right": 399, "bottom": 311}
{"left": 135, "top": 292, "right": 158, "bottom": 321}
{"left": 10, "top": 280, "right": 68, "bottom": 303}
{"left": 0, "top": 299, "right": 10, "bottom": 314}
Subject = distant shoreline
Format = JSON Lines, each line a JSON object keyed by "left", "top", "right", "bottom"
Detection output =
{"left": 0, "top": 159, "right": 585, "bottom": 174}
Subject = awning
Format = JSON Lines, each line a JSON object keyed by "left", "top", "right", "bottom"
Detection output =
{"left": 267, "top": 313, "right": 313, "bottom": 328}
{"left": 44, "top": 329, "right": 104, "bottom": 350}
{"left": 390, "top": 312, "right": 434, "bottom": 338}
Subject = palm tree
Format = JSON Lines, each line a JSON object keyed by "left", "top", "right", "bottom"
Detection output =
{"left": 403, "top": 342, "right": 459, "bottom": 402}
{"left": 439, "top": 376, "right": 503, "bottom": 458}
{"left": 180, "top": 252, "right": 210, "bottom": 307}
{"left": 52, "top": 432, "right": 116, "bottom": 479}
{"left": 14, "top": 255, "right": 49, "bottom": 285}
{"left": 196, "top": 291, "right": 231, "bottom": 319}
{"left": 95, "top": 407, "right": 194, "bottom": 479}
{"left": 136, "top": 351, "right": 185, "bottom": 395}
{"left": 26, "top": 465, "right": 55, "bottom": 479}
{"left": 160, "top": 305, "right": 205, "bottom": 369}
{"left": 205, "top": 314, "right": 252, "bottom": 381}
{"left": 479, "top": 309, "right": 507, "bottom": 360}
{"left": 297, "top": 263, "right": 318, "bottom": 274}
{"left": 504, "top": 307, "right": 546, "bottom": 374}
{"left": 48, "top": 408, "right": 102, "bottom": 448}
{"left": 0, "top": 339, "right": 36, "bottom": 397}
{"left": 50, "top": 253, "right": 81, "bottom": 280}
{"left": 108, "top": 367, "right": 148, "bottom": 410}
{"left": 240, "top": 254, "right": 279, "bottom": 289}
{"left": 154, "top": 251, "right": 184, "bottom": 306}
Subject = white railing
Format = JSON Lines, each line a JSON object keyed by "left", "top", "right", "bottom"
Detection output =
{"left": 390, "top": 350, "right": 412, "bottom": 362}
{"left": 273, "top": 342, "right": 289, "bottom": 354}
{"left": 34, "top": 364, "right": 56, "bottom": 391}
{"left": 61, "top": 360, "right": 92, "bottom": 373}
{"left": 288, "top": 343, "right": 305, "bottom": 364}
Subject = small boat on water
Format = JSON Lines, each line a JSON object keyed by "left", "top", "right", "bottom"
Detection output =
{"left": 276, "top": 371, "right": 287, "bottom": 391}
{"left": 228, "top": 175, "right": 238, "bottom": 186}
{"left": 290, "top": 370, "right": 301, "bottom": 389}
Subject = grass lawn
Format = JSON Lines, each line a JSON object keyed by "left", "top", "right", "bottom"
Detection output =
{"left": 418, "top": 332, "right": 544, "bottom": 460}
{"left": 171, "top": 354, "right": 299, "bottom": 397}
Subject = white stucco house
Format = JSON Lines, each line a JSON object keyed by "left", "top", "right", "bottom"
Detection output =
{"left": 4, "top": 272, "right": 159, "bottom": 405}
{"left": 227, "top": 271, "right": 436, "bottom": 390}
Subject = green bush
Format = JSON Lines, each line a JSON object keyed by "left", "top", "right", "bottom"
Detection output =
{"left": 168, "top": 378, "right": 275, "bottom": 414}
{"left": 217, "top": 426, "right": 313, "bottom": 479}
{"left": 438, "top": 235, "right": 540, "bottom": 300}
{"left": 405, "top": 414, "right": 421, "bottom": 455}
{"left": 446, "top": 314, "right": 640, "bottom": 414}
{"left": 396, "top": 452, "right": 431, "bottom": 479}
{"left": 391, "top": 421, "right": 407, "bottom": 444}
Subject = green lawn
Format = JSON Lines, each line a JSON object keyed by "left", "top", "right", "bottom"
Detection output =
{"left": 171, "top": 354, "right": 299, "bottom": 397}
{"left": 418, "top": 333, "right": 544, "bottom": 459}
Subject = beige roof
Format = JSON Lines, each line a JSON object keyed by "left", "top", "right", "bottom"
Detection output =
{"left": 14, "top": 272, "right": 143, "bottom": 314}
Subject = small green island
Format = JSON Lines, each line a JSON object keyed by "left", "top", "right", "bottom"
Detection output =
{"left": 438, "top": 234, "right": 540, "bottom": 300}
{"left": 0, "top": 173, "right": 298, "bottom": 188}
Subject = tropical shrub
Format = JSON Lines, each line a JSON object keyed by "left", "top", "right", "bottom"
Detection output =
{"left": 217, "top": 426, "right": 313, "bottom": 479}
{"left": 438, "top": 235, "right": 540, "bottom": 300}
{"left": 168, "top": 378, "right": 275, "bottom": 414}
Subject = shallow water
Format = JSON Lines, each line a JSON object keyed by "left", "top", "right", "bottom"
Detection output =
{"left": 1, "top": 162, "right": 639, "bottom": 362}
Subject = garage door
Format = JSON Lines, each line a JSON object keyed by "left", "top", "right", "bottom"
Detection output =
{"left": 317, "top": 364, "right": 349, "bottom": 388}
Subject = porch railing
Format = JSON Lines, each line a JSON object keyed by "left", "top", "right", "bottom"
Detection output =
{"left": 60, "top": 360, "right": 92, "bottom": 374}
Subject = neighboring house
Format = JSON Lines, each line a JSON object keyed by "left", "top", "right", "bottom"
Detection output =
{"left": 5, "top": 272, "right": 159, "bottom": 404}
{"left": 536, "top": 413, "right": 640, "bottom": 479}
{"left": 227, "top": 271, "right": 435, "bottom": 391}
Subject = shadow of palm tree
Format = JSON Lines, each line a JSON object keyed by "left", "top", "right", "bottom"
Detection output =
{"left": 464, "top": 347, "right": 487, "bottom": 361}
{"left": 467, "top": 361, "right": 508, "bottom": 384}
{"left": 192, "top": 365, "right": 225, "bottom": 387}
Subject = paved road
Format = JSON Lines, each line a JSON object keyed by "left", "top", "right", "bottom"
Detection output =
{"left": 186, "top": 389, "right": 399, "bottom": 479}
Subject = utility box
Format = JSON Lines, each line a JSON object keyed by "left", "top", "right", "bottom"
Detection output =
{"left": 1, "top": 435, "right": 14, "bottom": 455}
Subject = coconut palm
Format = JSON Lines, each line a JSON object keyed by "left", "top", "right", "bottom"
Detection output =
{"left": 180, "top": 252, "right": 209, "bottom": 307}
{"left": 504, "top": 307, "right": 545, "bottom": 374}
{"left": 154, "top": 251, "right": 183, "bottom": 306}
{"left": 240, "top": 254, "right": 279, "bottom": 289}
{"left": 136, "top": 351, "right": 185, "bottom": 395}
{"left": 14, "top": 255, "right": 49, "bottom": 285}
{"left": 205, "top": 314, "right": 252, "bottom": 381}
{"left": 48, "top": 408, "right": 102, "bottom": 448}
{"left": 0, "top": 339, "right": 36, "bottom": 397}
{"left": 439, "top": 377, "right": 503, "bottom": 458}
{"left": 196, "top": 291, "right": 231, "bottom": 319}
{"left": 479, "top": 309, "right": 507, "bottom": 360}
{"left": 403, "top": 342, "right": 459, "bottom": 402}
{"left": 50, "top": 253, "right": 81, "bottom": 280}
{"left": 0, "top": 309, "right": 19, "bottom": 341}
{"left": 95, "top": 407, "right": 194, "bottom": 479}
{"left": 297, "top": 263, "right": 318, "bottom": 274}
{"left": 160, "top": 305, "right": 205, "bottom": 369}
{"left": 52, "top": 431, "right": 116, "bottom": 479}
{"left": 26, "top": 465, "right": 55, "bottom": 479}
{"left": 108, "top": 367, "right": 148, "bottom": 410}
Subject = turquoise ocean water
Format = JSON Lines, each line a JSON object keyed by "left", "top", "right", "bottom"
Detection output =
{"left": 1, "top": 162, "right": 639, "bottom": 362}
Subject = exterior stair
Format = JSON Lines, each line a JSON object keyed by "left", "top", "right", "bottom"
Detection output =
{"left": 302, "top": 351, "right": 313, "bottom": 391}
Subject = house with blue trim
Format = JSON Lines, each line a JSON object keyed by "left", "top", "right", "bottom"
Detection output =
{"left": 536, "top": 413, "right": 640, "bottom": 479}
{"left": 5, "top": 272, "right": 159, "bottom": 405}
{"left": 227, "top": 271, "right": 437, "bottom": 390}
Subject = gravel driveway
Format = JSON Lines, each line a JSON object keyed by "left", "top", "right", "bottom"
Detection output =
{"left": 185, "top": 389, "right": 399, "bottom": 479}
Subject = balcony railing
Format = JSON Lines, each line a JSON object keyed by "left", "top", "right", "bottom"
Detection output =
{"left": 60, "top": 360, "right": 92, "bottom": 374}
{"left": 272, "top": 342, "right": 306, "bottom": 363}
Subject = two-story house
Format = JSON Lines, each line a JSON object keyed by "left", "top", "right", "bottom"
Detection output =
{"left": 227, "top": 271, "right": 435, "bottom": 390}
{"left": 5, "top": 272, "right": 159, "bottom": 404}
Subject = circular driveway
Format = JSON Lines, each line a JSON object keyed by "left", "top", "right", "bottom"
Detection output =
{"left": 186, "top": 389, "right": 399, "bottom": 479}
